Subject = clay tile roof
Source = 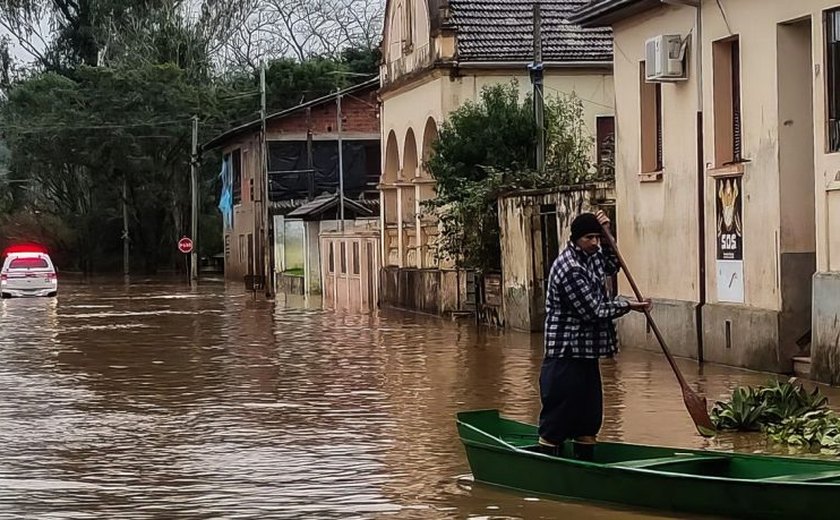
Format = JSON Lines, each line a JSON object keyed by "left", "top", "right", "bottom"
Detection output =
{"left": 450, "top": 0, "right": 613, "bottom": 63}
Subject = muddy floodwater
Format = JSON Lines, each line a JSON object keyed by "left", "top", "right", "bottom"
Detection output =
{"left": 1, "top": 280, "right": 837, "bottom": 519}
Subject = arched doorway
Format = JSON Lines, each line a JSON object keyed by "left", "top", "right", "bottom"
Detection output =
{"left": 421, "top": 117, "right": 438, "bottom": 180}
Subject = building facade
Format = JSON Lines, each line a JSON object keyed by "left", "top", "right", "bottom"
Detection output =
{"left": 204, "top": 80, "right": 381, "bottom": 294}
{"left": 575, "top": 0, "right": 840, "bottom": 380}
{"left": 379, "top": 0, "right": 616, "bottom": 315}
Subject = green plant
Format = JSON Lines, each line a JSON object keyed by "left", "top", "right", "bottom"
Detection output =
{"left": 712, "top": 379, "right": 840, "bottom": 453}
{"left": 765, "top": 410, "right": 840, "bottom": 454}
{"left": 759, "top": 378, "right": 828, "bottom": 424}
{"left": 424, "top": 81, "right": 596, "bottom": 272}
{"left": 711, "top": 386, "right": 766, "bottom": 432}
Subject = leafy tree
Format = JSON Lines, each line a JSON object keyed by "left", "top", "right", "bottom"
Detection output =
{"left": 425, "top": 81, "right": 596, "bottom": 273}
{"left": 0, "top": 0, "right": 382, "bottom": 274}
{"left": 0, "top": 0, "right": 249, "bottom": 70}
{"left": 0, "top": 65, "right": 211, "bottom": 272}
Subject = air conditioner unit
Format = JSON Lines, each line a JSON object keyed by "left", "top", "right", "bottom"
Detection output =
{"left": 645, "top": 34, "right": 688, "bottom": 82}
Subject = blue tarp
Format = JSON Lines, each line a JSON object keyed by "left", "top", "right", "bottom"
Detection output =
{"left": 218, "top": 156, "right": 233, "bottom": 229}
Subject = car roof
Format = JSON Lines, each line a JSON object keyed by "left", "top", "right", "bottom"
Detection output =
{"left": 2, "top": 252, "right": 54, "bottom": 268}
{"left": 5, "top": 252, "right": 50, "bottom": 257}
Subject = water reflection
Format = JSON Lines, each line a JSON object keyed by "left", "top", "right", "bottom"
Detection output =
{"left": 0, "top": 280, "right": 837, "bottom": 518}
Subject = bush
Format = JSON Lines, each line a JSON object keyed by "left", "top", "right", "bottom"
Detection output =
{"left": 711, "top": 378, "right": 840, "bottom": 453}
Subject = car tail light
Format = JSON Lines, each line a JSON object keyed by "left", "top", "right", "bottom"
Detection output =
{"left": 0, "top": 274, "right": 6, "bottom": 282}
{"left": 47, "top": 273, "right": 57, "bottom": 281}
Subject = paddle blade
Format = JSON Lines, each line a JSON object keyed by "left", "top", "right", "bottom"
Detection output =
{"left": 682, "top": 387, "right": 716, "bottom": 438}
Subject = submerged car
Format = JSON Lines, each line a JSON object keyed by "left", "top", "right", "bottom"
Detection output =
{"left": 0, "top": 251, "right": 58, "bottom": 298}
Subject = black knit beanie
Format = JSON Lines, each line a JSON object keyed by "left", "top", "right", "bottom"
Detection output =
{"left": 570, "top": 213, "right": 602, "bottom": 242}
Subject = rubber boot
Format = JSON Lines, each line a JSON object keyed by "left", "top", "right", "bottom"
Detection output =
{"left": 537, "top": 438, "right": 562, "bottom": 457}
{"left": 572, "top": 441, "right": 595, "bottom": 461}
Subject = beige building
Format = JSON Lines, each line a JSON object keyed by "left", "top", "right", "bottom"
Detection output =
{"left": 379, "top": 0, "right": 616, "bottom": 314}
{"left": 574, "top": 0, "right": 840, "bottom": 380}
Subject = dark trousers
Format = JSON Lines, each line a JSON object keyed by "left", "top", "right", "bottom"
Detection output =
{"left": 538, "top": 357, "right": 603, "bottom": 445}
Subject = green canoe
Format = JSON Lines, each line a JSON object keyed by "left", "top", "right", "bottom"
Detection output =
{"left": 457, "top": 409, "right": 840, "bottom": 520}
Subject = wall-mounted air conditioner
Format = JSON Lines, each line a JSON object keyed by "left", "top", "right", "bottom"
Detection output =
{"left": 645, "top": 34, "right": 688, "bottom": 82}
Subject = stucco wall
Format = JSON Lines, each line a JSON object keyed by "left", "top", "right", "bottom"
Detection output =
{"left": 608, "top": 1, "right": 840, "bottom": 373}
{"left": 379, "top": 67, "right": 615, "bottom": 273}
{"left": 451, "top": 71, "right": 615, "bottom": 155}
{"left": 223, "top": 134, "right": 260, "bottom": 282}
{"left": 612, "top": 6, "right": 701, "bottom": 307}
{"left": 498, "top": 187, "right": 594, "bottom": 332}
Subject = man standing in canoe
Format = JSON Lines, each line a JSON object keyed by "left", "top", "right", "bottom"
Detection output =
{"left": 538, "top": 210, "right": 651, "bottom": 460}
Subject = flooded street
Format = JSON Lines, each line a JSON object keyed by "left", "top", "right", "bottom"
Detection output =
{"left": 1, "top": 281, "right": 839, "bottom": 519}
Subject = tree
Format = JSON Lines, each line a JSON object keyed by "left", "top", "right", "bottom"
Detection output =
{"left": 425, "top": 82, "right": 596, "bottom": 273}
{"left": 0, "top": 0, "right": 250, "bottom": 70}
{"left": 0, "top": 65, "right": 214, "bottom": 272}
{"left": 214, "top": 0, "right": 384, "bottom": 70}
{"left": 0, "top": 0, "right": 383, "bottom": 274}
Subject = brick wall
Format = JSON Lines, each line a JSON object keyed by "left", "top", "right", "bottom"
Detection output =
{"left": 266, "top": 87, "right": 379, "bottom": 137}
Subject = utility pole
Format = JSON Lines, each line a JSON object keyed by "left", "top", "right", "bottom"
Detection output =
{"left": 530, "top": 2, "right": 546, "bottom": 172}
{"left": 336, "top": 90, "right": 346, "bottom": 231}
{"left": 261, "top": 60, "right": 274, "bottom": 297}
{"left": 306, "top": 107, "right": 315, "bottom": 201}
{"left": 122, "top": 177, "right": 129, "bottom": 279}
{"left": 190, "top": 115, "right": 199, "bottom": 282}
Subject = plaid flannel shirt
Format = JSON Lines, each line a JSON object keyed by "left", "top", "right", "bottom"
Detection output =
{"left": 544, "top": 241, "right": 630, "bottom": 359}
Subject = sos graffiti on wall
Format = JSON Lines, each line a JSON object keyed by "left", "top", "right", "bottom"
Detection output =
{"left": 716, "top": 176, "right": 743, "bottom": 261}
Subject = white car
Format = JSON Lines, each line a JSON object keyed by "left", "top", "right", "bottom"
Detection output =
{"left": 1, "top": 252, "right": 58, "bottom": 298}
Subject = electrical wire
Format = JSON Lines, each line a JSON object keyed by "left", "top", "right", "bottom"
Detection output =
{"left": 716, "top": 0, "right": 734, "bottom": 36}
{"left": 542, "top": 84, "right": 615, "bottom": 111}
{"left": 0, "top": 118, "right": 196, "bottom": 133}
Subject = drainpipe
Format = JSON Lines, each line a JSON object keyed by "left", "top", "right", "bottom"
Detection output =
{"left": 693, "top": 1, "right": 706, "bottom": 364}
{"left": 695, "top": 3, "right": 706, "bottom": 364}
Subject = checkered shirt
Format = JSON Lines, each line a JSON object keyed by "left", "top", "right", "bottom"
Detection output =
{"left": 544, "top": 241, "right": 631, "bottom": 359}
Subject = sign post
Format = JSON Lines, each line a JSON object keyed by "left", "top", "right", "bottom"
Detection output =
{"left": 178, "top": 237, "right": 194, "bottom": 254}
{"left": 178, "top": 237, "right": 194, "bottom": 284}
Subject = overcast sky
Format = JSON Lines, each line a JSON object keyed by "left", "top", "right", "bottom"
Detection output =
{"left": 2, "top": 21, "right": 50, "bottom": 66}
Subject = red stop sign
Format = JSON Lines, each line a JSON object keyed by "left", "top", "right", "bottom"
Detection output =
{"left": 178, "top": 237, "right": 193, "bottom": 254}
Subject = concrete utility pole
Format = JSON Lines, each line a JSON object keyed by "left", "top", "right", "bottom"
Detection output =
{"left": 530, "top": 2, "right": 546, "bottom": 172}
{"left": 336, "top": 89, "right": 346, "bottom": 231}
{"left": 190, "top": 115, "right": 199, "bottom": 282}
{"left": 122, "top": 178, "right": 129, "bottom": 279}
{"left": 261, "top": 60, "right": 274, "bottom": 297}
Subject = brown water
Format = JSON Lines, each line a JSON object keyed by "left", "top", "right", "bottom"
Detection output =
{"left": 0, "top": 280, "right": 837, "bottom": 519}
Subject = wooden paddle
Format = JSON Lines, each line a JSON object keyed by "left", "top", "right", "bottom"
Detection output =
{"left": 600, "top": 224, "right": 717, "bottom": 438}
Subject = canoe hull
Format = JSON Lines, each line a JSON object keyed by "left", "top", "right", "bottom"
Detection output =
{"left": 458, "top": 410, "right": 840, "bottom": 520}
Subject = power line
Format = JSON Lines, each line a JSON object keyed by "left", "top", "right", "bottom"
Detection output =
{"left": 542, "top": 84, "right": 615, "bottom": 111}
{"left": 0, "top": 118, "right": 196, "bottom": 133}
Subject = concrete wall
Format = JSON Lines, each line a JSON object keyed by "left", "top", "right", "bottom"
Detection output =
{"left": 607, "top": 1, "right": 840, "bottom": 374}
{"left": 379, "top": 267, "right": 471, "bottom": 315}
{"left": 611, "top": 6, "right": 705, "bottom": 365}
{"left": 612, "top": 6, "right": 701, "bottom": 305}
{"left": 812, "top": 272, "right": 840, "bottom": 383}
{"left": 498, "top": 186, "right": 596, "bottom": 332}
{"left": 303, "top": 221, "right": 321, "bottom": 294}
{"left": 379, "top": 68, "right": 614, "bottom": 289}
{"left": 278, "top": 274, "right": 305, "bottom": 295}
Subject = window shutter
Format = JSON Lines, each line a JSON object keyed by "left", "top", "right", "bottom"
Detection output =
{"left": 731, "top": 40, "right": 742, "bottom": 162}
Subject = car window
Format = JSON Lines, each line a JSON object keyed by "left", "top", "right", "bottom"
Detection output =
{"left": 9, "top": 257, "right": 49, "bottom": 269}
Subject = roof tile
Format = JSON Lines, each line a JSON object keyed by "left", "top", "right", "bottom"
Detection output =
{"left": 450, "top": 0, "right": 612, "bottom": 63}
